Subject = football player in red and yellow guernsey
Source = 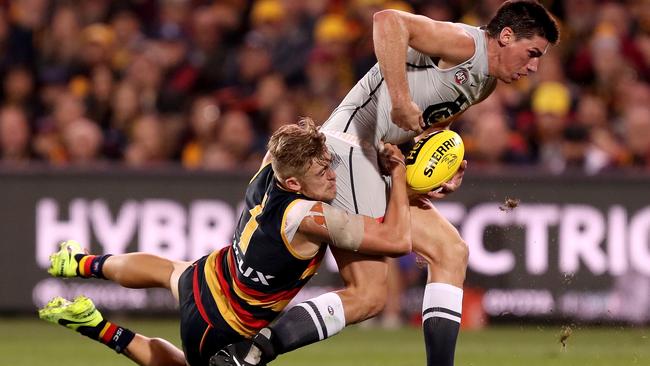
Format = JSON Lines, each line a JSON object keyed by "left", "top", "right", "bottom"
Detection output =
{"left": 39, "top": 118, "right": 412, "bottom": 366}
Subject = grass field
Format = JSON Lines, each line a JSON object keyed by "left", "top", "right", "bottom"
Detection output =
{"left": 1, "top": 318, "right": 648, "bottom": 366}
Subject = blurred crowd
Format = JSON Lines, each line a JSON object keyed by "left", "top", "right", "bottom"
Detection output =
{"left": 0, "top": 0, "right": 649, "bottom": 173}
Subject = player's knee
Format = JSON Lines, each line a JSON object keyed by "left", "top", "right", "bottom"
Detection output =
{"left": 441, "top": 238, "right": 468, "bottom": 271}
{"left": 362, "top": 291, "right": 387, "bottom": 318}
{"left": 350, "top": 285, "right": 388, "bottom": 319}
{"left": 414, "top": 225, "right": 464, "bottom": 264}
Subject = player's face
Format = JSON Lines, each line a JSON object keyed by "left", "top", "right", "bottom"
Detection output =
{"left": 298, "top": 153, "right": 337, "bottom": 202}
{"left": 497, "top": 34, "right": 549, "bottom": 83}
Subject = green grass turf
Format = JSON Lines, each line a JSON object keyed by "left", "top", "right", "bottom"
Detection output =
{"left": 1, "top": 317, "right": 648, "bottom": 366}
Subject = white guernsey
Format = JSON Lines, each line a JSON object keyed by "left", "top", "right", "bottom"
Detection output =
{"left": 321, "top": 24, "right": 495, "bottom": 215}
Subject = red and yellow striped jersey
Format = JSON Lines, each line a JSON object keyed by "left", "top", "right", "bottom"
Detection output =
{"left": 199, "top": 163, "right": 327, "bottom": 336}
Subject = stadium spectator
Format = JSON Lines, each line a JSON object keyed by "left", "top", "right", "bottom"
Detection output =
{"left": 560, "top": 123, "right": 594, "bottom": 172}
{"left": 529, "top": 81, "right": 572, "bottom": 173}
{"left": 39, "top": 5, "right": 81, "bottom": 74}
{"left": 201, "top": 143, "right": 239, "bottom": 171}
{"left": 312, "top": 14, "right": 355, "bottom": 92}
{"left": 417, "top": 0, "right": 458, "bottom": 23}
{"left": 0, "top": 105, "right": 32, "bottom": 164}
{"left": 598, "top": 2, "right": 648, "bottom": 78}
{"left": 78, "top": 0, "right": 111, "bottom": 25}
{"left": 181, "top": 95, "right": 221, "bottom": 169}
{"left": 80, "top": 23, "right": 116, "bottom": 72}
{"left": 85, "top": 65, "right": 115, "bottom": 128}
{"left": 124, "top": 114, "right": 168, "bottom": 167}
{"left": 2, "top": 64, "right": 39, "bottom": 120}
{"left": 297, "top": 47, "right": 346, "bottom": 124}
{"left": 125, "top": 50, "right": 163, "bottom": 112}
{"left": 465, "top": 111, "right": 529, "bottom": 167}
{"left": 621, "top": 106, "right": 650, "bottom": 168}
{"left": 250, "top": 73, "right": 289, "bottom": 129}
{"left": 190, "top": 5, "right": 232, "bottom": 92}
{"left": 248, "top": 0, "right": 313, "bottom": 84}
{"left": 573, "top": 93, "right": 622, "bottom": 171}
{"left": 0, "top": 8, "right": 8, "bottom": 66}
{"left": 109, "top": 8, "right": 144, "bottom": 73}
{"left": 62, "top": 117, "right": 104, "bottom": 166}
{"left": 154, "top": 24, "right": 197, "bottom": 114}
{"left": 103, "top": 81, "right": 140, "bottom": 160}
{"left": 267, "top": 99, "right": 300, "bottom": 133}
{"left": 214, "top": 109, "right": 262, "bottom": 171}
{"left": 218, "top": 34, "right": 272, "bottom": 110}
{"left": 348, "top": 0, "right": 385, "bottom": 80}
{"left": 613, "top": 78, "right": 650, "bottom": 114}
{"left": 33, "top": 92, "right": 86, "bottom": 164}
{"left": 6, "top": 0, "right": 46, "bottom": 66}
{"left": 561, "top": 0, "right": 598, "bottom": 47}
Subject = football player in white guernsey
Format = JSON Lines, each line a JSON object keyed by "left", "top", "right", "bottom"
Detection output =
{"left": 215, "top": 2, "right": 560, "bottom": 366}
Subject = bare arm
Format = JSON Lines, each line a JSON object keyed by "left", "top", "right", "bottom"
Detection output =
{"left": 373, "top": 10, "right": 475, "bottom": 132}
{"left": 297, "top": 144, "right": 412, "bottom": 257}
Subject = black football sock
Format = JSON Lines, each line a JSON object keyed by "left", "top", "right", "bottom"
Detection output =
{"left": 422, "top": 283, "right": 463, "bottom": 366}
{"left": 77, "top": 319, "right": 136, "bottom": 354}
{"left": 246, "top": 292, "right": 346, "bottom": 364}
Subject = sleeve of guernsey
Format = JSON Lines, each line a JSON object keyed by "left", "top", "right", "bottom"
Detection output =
{"left": 406, "top": 46, "right": 430, "bottom": 65}
{"left": 282, "top": 199, "right": 318, "bottom": 246}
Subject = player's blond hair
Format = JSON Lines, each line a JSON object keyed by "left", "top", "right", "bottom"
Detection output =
{"left": 268, "top": 118, "right": 328, "bottom": 181}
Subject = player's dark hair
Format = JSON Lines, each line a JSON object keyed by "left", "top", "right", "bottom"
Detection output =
{"left": 268, "top": 117, "right": 328, "bottom": 180}
{"left": 486, "top": 0, "right": 559, "bottom": 44}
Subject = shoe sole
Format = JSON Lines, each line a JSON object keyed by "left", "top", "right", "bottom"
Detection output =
{"left": 38, "top": 296, "right": 101, "bottom": 329}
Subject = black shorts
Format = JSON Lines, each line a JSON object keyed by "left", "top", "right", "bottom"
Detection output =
{"left": 178, "top": 256, "right": 246, "bottom": 366}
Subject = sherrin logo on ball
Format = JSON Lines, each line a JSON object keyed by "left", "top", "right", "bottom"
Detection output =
{"left": 405, "top": 130, "right": 464, "bottom": 193}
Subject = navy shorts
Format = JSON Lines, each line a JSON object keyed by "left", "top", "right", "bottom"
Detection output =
{"left": 178, "top": 256, "right": 246, "bottom": 366}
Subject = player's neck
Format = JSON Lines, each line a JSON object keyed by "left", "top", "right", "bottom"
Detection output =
{"left": 485, "top": 36, "right": 500, "bottom": 77}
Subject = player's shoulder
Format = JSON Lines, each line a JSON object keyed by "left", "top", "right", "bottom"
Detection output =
{"left": 445, "top": 23, "right": 489, "bottom": 71}
{"left": 431, "top": 20, "right": 476, "bottom": 40}
{"left": 449, "top": 23, "right": 482, "bottom": 49}
{"left": 243, "top": 163, "right": 274, "bottom": 207}
{"left": 283, "top": 199, "right": 322, "bottom": 240}
{"left": 411, "top": 20, "right": 476, "bottom": 63}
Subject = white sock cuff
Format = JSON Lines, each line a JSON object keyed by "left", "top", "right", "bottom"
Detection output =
{"left": 422, "top": 283, "right": 463, "bottom": 323}
{"left": 299, "top": 292, "right": 346, "bottom": 340}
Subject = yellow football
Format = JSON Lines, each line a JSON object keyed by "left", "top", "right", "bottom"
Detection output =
{"left": 405, "top": 130, "right": 464, "bottom": 193}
